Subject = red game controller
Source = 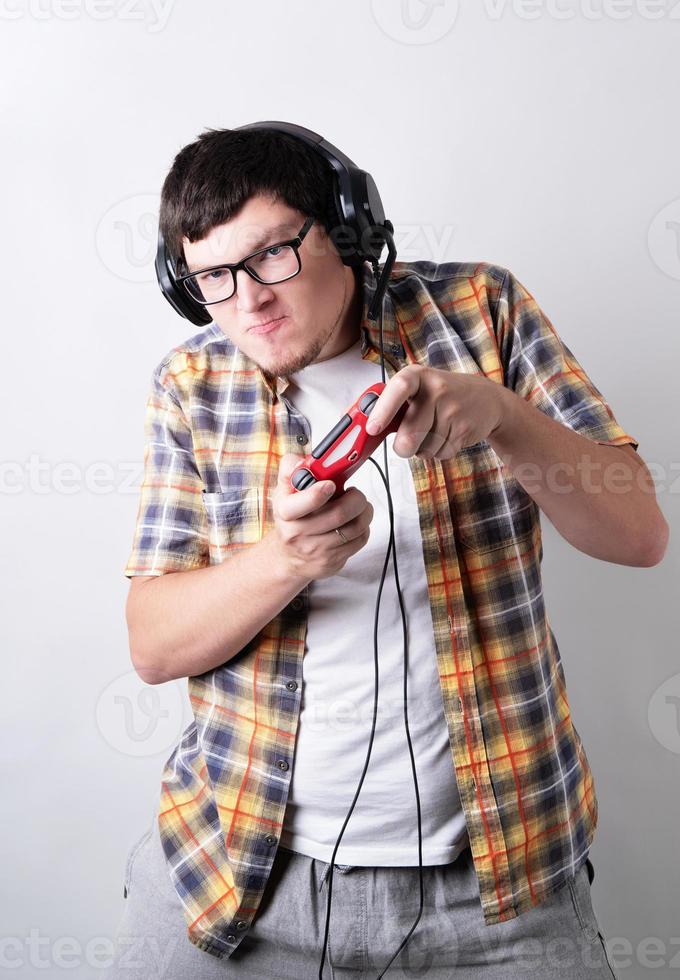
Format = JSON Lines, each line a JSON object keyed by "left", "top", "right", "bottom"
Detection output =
{"left": 289, "top": 382, "right": 408, "bottom": 500}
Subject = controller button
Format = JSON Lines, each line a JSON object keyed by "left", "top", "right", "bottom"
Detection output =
{"left": 359, "top": 392, "right": 378, "bottom": 414}
{"left": 311, "top": 413, "right": 352, "bottom": 459}
{"left": 291, "top": 468, "right": 315, "bottom": 491}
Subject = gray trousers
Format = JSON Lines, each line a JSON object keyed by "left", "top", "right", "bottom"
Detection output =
{"left": 105, "top": 809, "right": 618, "bottom": 979}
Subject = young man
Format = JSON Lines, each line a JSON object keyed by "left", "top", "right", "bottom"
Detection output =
{"left": 110, "top": 128, "right": 667, "bottom": 978}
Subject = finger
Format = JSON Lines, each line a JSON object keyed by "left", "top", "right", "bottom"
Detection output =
{"left": 277, "top": 453, "right": 307, "bottom": 491}
{"left": 414, "top": 403, "right": 448, "bottom": 459}
{"left": 365, "top": 368, "right": 421, "bottom": 435}
{"left": 277, "top": 454, "right": 335, "bottom": 520}
{"left": 393, "top": 397, "right": 435, "bottom": 458}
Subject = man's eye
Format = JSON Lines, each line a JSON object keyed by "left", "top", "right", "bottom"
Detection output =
{"left": 199, "top": 269, "right": 226, "bottom": 282}
{"left": 257, "top": 246, "right": 283, "bottom": 260}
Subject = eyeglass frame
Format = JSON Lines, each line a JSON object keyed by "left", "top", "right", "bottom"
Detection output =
{"left": 174, "top": 215, "right": 316, "bottom": 306}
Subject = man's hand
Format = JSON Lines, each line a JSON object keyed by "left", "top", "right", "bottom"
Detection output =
{"left": 364, "top": 365, "right": 505, "bottom": 460}
{"left": 270, "top": 454, "right": 375, "bottom": 580}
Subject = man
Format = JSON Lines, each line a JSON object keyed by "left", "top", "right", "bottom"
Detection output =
{"left": 110, "top": 127, "right": 668, "bottom": 978}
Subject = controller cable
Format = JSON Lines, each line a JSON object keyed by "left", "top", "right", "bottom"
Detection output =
{"left": 317, "top": 258, "right": 424, "bottom": 979}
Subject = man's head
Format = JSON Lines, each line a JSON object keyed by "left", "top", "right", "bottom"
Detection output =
{"left": 159, "top": 128, "right": 364, "bottom": 382}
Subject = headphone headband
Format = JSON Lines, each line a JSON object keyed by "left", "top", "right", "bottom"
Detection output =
{"left": 154, "top": 120, "right": 393, "bottom": 326}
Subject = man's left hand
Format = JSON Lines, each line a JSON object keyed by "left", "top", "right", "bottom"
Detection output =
{"left": 365, "top": 365, "right": 507, "bottom": 460}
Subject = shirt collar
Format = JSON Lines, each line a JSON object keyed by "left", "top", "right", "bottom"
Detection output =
{"left": 256, "top": 261, "right": 403, "bottom": 399}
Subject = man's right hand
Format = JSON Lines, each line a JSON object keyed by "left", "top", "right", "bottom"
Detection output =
{"left": 270, "top": 453, "right": 375, "bottom": 581}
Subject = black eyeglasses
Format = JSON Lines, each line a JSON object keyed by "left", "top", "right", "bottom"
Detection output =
{"left": 175, "top": 216, "right": 315, "bottom": 306}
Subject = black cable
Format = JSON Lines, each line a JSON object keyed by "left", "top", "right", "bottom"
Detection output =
{"left": 317, "top": 271, "right": 425, "bottom": 979}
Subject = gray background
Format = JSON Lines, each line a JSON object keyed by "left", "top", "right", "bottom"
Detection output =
{"left": 2, "top": 0, "right": 678, "bottom": 976}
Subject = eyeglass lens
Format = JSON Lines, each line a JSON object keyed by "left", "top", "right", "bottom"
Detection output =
{"left": 184, "top": 245, "right": 300, "bottom": 304}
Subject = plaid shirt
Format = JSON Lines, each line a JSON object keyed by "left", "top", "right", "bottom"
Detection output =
{"left": 124, "top": 259, "right": 638, "bottom": 959}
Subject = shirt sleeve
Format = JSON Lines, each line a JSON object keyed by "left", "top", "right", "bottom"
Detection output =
{"left": 123, "top": 363, "right": 210, "bottom": 578}
{"left": 494, "top": 268, "right": 639, "bottom": 451}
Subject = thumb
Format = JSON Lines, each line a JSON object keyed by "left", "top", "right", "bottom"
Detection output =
{"left": 278, "top": 453, "right": 334, "bottom": 496}
{"left": 277, "top": 452, "right": 307, "bottom": 492}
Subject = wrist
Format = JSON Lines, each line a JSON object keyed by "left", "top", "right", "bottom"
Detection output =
{"left": 488, "top": 384, "right": 519, "bottom": 447}
{"left": 262, "top": 527, "right": 311, "bottom": 591}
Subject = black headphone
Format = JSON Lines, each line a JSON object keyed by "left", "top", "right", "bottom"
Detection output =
{"left": 154, "top": 121, "right": 423, "bottom": 979}
{"left": 154, "top": 120, "right": 395, "bottom": 326}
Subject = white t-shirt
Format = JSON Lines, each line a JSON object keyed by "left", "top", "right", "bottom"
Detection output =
{"left": 279, "top": 336, "right": 470, "bottom": 866}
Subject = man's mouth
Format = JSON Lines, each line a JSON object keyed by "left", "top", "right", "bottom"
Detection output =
{"left": 248, "top": 316, "right": 287, "bottom": 335}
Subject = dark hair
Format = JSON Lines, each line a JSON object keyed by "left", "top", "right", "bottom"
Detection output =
{"left": 159, "top": 127, "right": 340, "bottom": 269}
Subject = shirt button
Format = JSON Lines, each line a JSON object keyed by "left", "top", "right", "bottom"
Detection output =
{"left": 236, "top": 921, "right": 248, "bottom": 931}
{"left": 226, "top": 934, "right": 236, "bottom": 943}
{"left": 296, "top": 434, "right": 307, "bottom": 444}
{"left": 457, "top": 696, "right": 463, "bottom": 711}
{"left": 390, "top": 343, "right": 402, "bottom": 355}
{"left": 276, "top": 759, "right": 289, "bottom": 771}
{"left": 290, "top": 597, "right": 303, "bottom": 611}
{"left": 265, "top": 834, "right": 278, "bottom": 845}
{"left": 471, "top": 776, "right": 477, "bottom": 791}
{"left": 286, "top": 680, "right": 298, "bottom": 692}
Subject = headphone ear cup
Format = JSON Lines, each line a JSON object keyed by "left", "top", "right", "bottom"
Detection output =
{"left": 325, "top": 183, "right": 365, "bottom": 268}
{"left": 356, "top": 171, "right": 388, "bottom": 264}
{"left": 154, "top": 228, "right": 212, "bottom": 326}
{"left": 361, "top": 222, "right": 388, "bottom": 263}
{"left": 327, "top": 168, "right": 388, "bottom": 267}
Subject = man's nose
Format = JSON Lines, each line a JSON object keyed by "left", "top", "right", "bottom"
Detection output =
{"left": 234, "top": 268, "right": 275, "bottom": 310}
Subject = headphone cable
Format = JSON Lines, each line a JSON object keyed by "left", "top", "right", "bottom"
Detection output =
{"left": 317, "top": 267, "right": 425, "bottom": 979}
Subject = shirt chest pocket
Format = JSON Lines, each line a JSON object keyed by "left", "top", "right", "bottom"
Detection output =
{"left": 447, "top": 441, "right": 537, "bottom": 555}
{"left": 201, "top": 486, "right": 262, "bottom": 563}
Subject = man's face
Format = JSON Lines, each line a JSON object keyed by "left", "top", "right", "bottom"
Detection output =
{"left": 181, "top": 192, "right": 363, "bottom": 380}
